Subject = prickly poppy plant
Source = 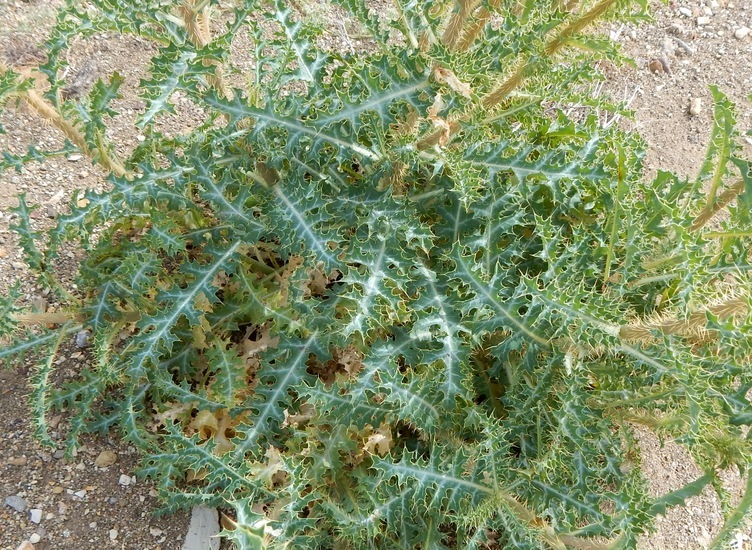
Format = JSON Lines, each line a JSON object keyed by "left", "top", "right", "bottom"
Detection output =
{"left": 1, "top": 0, "right": 751, "bottom": 548}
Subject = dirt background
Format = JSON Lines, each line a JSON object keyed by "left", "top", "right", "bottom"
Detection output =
{"left": 0, "top": 0, "right": 751, "bottom": 548}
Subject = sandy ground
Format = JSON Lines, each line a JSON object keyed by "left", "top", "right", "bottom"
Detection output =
{"left": 0, "top": 0, "right": 751, "bottom": 548}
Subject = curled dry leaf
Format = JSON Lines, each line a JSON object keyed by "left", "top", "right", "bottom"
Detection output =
{"left": 427, "top": 93, "right": 451, "bottom": 148}
{"left": 433, "top": 66, "right": 472, "bottom": 98}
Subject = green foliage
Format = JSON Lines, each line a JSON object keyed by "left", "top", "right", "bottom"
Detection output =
{"left": 1, "top": 0, "right": 751, "bottom": 548}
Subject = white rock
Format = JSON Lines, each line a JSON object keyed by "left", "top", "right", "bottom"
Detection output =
{"left": 16, "top": 542, "right": 34, "bottom": 550}
{"left": 181, "top": 506, "right": 220, "bottom": 550}
{"left": 678, "top": 6, "right": 692, "bottom": 17}
{"left": 75, "top": 330, "right": 91, "bottom": 349}
{"left": 28, "top": 534, "right": 41, "bottom": 544}
{"left": 109, "top": 529, "right": 119, "bottom": 541}
{"left": 689, "top": 98, "right": 703, "bottom": 116}
{"left": 118, "top": 474, "right": 131, "bottom": 486}
{"left": 696, "top": 16, "right": 711, "bottom": 26}
{"left": 735, "top": 26, "right": 750, "bottom": 40}
{"left": 67, "top": 154, "right": 83, "bottom": 162}
{"left": 29, "top": 508, "right": 43, "bottom": 524}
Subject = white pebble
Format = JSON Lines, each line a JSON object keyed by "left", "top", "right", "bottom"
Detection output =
{"left": 678, "top": 6, "right": 692, "bottom": 17}
{"left": 29, "top": 534, "right": 41, "bottom": 544}
{"left": 74, "top": 329, "right": 91, "bottom": 349}
{"left": 109, "top": 529, "right": 119, "bottom": 540}
{"left": 118, "top": 474, "right": 131, "bottom": 486}
{"left": 689, "top": 98, "right": 703, "bottom": 116}
{"left": 29, "top": 508, "right": 42, "bottom": 524}
{"left": 735, "top": 26, "right": 750, "bottom": 40}
{"left": 696, "top": 16, "right": 711, "bottom": 26}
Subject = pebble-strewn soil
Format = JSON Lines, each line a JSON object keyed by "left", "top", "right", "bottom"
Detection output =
{"left": 1, "top": 0, "right": 751, "bottom": 549}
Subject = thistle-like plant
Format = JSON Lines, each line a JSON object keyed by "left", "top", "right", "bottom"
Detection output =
{"left": 1, "top": 0, "right": 751, "bottom": 548}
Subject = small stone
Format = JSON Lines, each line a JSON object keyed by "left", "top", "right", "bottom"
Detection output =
{"left": 29, "top": 508, "right": 43, "bottom": 523}
{"left": 735, "top": 27, "right": 750, "bottom": 40}
{"left": 94, "top": 450, "right": 117, "bottom": 468}
{"left": 109, "top": 529, "right": 119, "bottom": 541}
{"left": 16, "top": 542, "right": 34, "bottom": 550}
{"left": 74, "top": 490, "right": 87, "bottom": 498}
{"left": 5, "top": 495, "right": 28, "bottom": 512}
{"left": 11, "top": 261, "right": 26, "bottom": 270}
{"left": 53, "top": 449, "right": 65, "bottom": 459}
{"left": 31, "top": 297, "right": 47, "bottom": 313}
{"left": 45, "top": 189, "right": 65, "bottom": 205}
{"left": 89, "top": 522, "right": 98, "bottom": 528}
{"left": 689, "top": 97, "right": 703, "bottom": 116}
{"left": 52, "top": 486, "right": 64, "bottom": 494}
{"left": 648, "top": 59, "right": 663, "bottom": 73}
{"left": 696, "top": 16, "right": 711, "bottom": 26}
{"left": 118, "top": 474, "right": 131, "bottom": 486}
{"left": 28, "top": 534, "right": 41, "bottom": 544}
{"left": 67, "top": 154, "right": 83, "bottom": 162}
{"left": 678, "top": 6, "right": 692, "bottom": 17}
{"left": 150, "top": 528, "right": 164, "bottom": 537}
{"left": 182, "top": 506, "right": 220, "bottom": 550}
{"left": 8, "top": 456, "right": 28, "bottom": 466}
{"left": 0, "top": 247, "right": 7, "bottom": 258}
{"left": 75, "top": 329, "right": 91, "bottom": 349}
